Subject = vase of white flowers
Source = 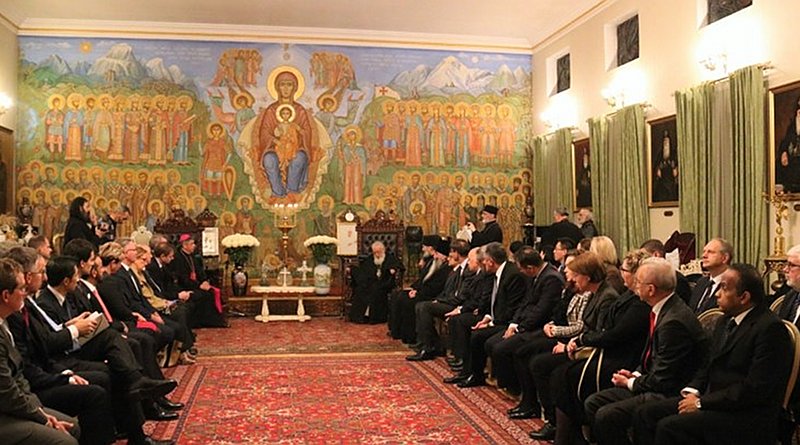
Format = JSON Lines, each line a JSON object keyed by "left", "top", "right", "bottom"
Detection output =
{"left": 221, "top": 233, "right": 260, "bottom": 296}
{"left": 303, "top": 235, "right": 339, "bottom": 295}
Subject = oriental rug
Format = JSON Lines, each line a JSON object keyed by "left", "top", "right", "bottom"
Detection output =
{"left": 147, "top": 354, "right": 548, "bottom": 444}
{"left": 195, "top": 317, "right": 407, "bottom": 356}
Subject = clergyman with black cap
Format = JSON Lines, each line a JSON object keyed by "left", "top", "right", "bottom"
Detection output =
{"left": 465, "top": 205, "right": 503, "bottom": 247}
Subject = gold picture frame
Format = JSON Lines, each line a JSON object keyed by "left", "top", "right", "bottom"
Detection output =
{"left": 769, "top": 79, "right": 800, "bottom": 200}
{"left": 647, "top": 115, "right": 679, "bottom": 207}
{"left": 571, "top": 137, "right": 591, "bottom": 212}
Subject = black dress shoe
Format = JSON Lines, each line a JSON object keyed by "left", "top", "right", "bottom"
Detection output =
{"left": 144, "top": 403, "right": 180, "bottom": 421}
{"left": 188, "top": 347, "right": 198, "bottom": 356}
{"left": 507, "top": 404, "right": 524, "bottom": 415}
{"left": 443, "top": 374, "right": 469, "bottom": 384}
{"left": 129, "top": 378, "right": 178, "bottom": 401}
{"left": 529, "top": 422, "right": 556, "bottom": 440}
{"left": 447, "top": 358, "right": 463, "bottom": 367}
{"left": 449, "top": 365, "right": 463, "bottom": 373}
{"left": 457, "top": 375, "right": 486, "bottom": 388}
{"left": 157, "top": 396, "right": 184, "bottom": 411}
{"left": 509, "top": 409, "right": 538, "bottom": 420}
{"left": 406, "top": 349, "right": 438, "bottom": 361}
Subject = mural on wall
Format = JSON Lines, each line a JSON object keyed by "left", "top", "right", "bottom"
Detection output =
{"left": 16, "top": 37, "right": 532, "bottom": 264}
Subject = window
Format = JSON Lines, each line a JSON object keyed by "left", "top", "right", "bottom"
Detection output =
{"left": 707, "top": 0, "right": 752, "bottom": 24}
{"left": 556, "top": 54, "right": 570, "bottom": 94}
{"left": 616, "top": 15, "right": 639, "bottom": 67}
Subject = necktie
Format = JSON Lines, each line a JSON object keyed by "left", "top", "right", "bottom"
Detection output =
{"left": 21, "top": 305, "right": 30, "bottom": 328}
{"left": 490, "top": 275, "right": 499, "bottom": 320}
{"left": 696, "top": 281, "right": 716, "bottom": 311}
{"left": 453, "top": 266, "right": 463, "bottom": 296}
{"left": 91, "top": 289, "right": 114, "bottom": 323}
{"left": 719, "top": 318, "right": 737, "bottom": 347}
{"left": 128, "top": 270, "right": 141, "bottom": 295}
{"left": 144, "top": 269, "right": 163, "bottom": 294}
{"left": 643, "top": 311, "right": 656, "bottom": 370}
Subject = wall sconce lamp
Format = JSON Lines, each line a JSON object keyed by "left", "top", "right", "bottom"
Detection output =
{"left": 601, "top": 88, "right": 626, "bottom": 109}
{"left": 0, "top": 93, "right": 12, "bottom": 116}
{"left": 699, "top": 52, "right": 728, "bottom": 76}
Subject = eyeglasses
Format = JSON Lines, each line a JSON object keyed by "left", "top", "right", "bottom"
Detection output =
{"left": 785, "top": 262, "right": 800, "bottom": 270}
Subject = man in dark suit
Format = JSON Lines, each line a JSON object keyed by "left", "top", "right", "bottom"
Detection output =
{"left": 777, "top": 244, "right": 800, "bottom": 444}
{"left": 458, "top": 242, "right": 528, "bottom": 388}
{"left": 168, "top": 234, "right": 226, "bottom": 328}
{"left": 634, "top": 264, "right": 792, "bottom": 445}
{"left": 442, "top": 250, "right": 494, "bottom": 379}
{"left": 0, "top": 258, "right": 80, "bottom": 445}
{"left": 350, "top": 240, "right": 403, "bottom": 324}
{"left": 466, "top": 205, "right": 504, "bottom": 247}
{"left": 389, "top": 236, "right": 451, "bottom": 344}
{"left": 688, "top": 238, "right": 732, "bottom": 315}
{"left": 540, "top": 207, "right": 584, "bottom": 261}
{"left": 584, "top": 257, "right": 708, "bottom": 445}
{"left": 407, "top": 239, "right": 473, "bottom": 360}
{"left": 640, "top": 239, "right": 692, "bottom": 303}
{"left": 485, "top": 246, "right": 564, "bottom": 396}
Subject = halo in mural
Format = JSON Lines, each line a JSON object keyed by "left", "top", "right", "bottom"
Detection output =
{"left": 343, "top": 124, "right": 362, "bottom": 142}
{"left": 317, "top": 93, "right": 338, "bottom": 112}
{"left": 47, "top": 94, "right": 65, "bottom": 110}
{"left": 266, "top": 65, "right": 305, "bottom": 101}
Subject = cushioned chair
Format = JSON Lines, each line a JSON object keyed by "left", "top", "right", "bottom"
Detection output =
{"left": 697, "top": 307, "right": 725, "bottom": 335}
{"left": 341, "top": 210, "right": 405, "bottom": 319}
{"left": 772, "top": 295, "right": 787, "bottom": 314}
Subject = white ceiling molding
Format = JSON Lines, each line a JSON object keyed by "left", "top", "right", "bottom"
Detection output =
{"left": 532, "top": 0, "right": 615, "bottom": 53}
{"left": 16, "top": 18, "right": 534, "bottom": 53}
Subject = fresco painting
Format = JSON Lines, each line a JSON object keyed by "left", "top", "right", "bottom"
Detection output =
{"left": 16, "top": 37, "right": 531, "bottom": 264}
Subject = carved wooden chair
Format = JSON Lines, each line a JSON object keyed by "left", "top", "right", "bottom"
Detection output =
{"left": 341, "top": 210, "right": 405, "bottom": 320}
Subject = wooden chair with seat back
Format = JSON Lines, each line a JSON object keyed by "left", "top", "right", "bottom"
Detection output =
{"left": 341, "top": 210, "right": 404, "bottom": 320}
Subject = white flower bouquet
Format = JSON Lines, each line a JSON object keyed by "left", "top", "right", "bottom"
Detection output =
{"left": 221, "top": 233, "right": 261, "bottom": 265}
{"left": 303, "top": 235, "right": 339, "bottom": 263}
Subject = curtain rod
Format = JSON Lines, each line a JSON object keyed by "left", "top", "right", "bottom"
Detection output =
{"left": 536, "top": 126, "right": 579, "bottom": 139}
{"left": 602, "top": 102, "right": 652, "bottom": 118}
{"left": 671, "top": 62, "right": 773, "bottom": 96}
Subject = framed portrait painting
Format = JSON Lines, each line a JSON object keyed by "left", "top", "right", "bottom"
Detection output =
{"left": 647, "top": 115, "right": 679, "bottom": 207}
{"left": 769, "top": 80, "right": 800, "bottom": 200}
{"left": 571, "top": 137, "right": 591, "bottom": 211}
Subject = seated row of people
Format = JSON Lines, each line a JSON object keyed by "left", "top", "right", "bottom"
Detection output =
{"left": 377, "top": 233, "right": 798, "bottom": 445}
{"left": 0, "top": 232, "right": 228, "bottom": 444}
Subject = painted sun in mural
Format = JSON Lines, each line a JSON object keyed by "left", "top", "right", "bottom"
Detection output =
{"left": 79, "top": 41, "right": 93, "bottom": 53}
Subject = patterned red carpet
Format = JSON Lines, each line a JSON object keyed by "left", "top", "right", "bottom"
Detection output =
{"left": 194, "top": 317, "right": 407, "bottom": 356}
{"left": 142, "top": 318, "right": 549, "bottom": 444}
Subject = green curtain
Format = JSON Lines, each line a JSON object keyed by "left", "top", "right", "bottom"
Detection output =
{"left": 588, "top": 104, "right": 650, "bottom": 256}
{"left": 730, "top": 66, "right": 767, "bottom": 265}
{"left": 532, "top": 128, "right": 574, "bottom": 226}
{"left": 675, "top": 65, "right": 766, "bottom": 265}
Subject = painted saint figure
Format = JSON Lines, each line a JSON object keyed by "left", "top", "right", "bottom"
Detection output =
{"left": 44, "top": 95, "right": 65, "bottom": 159}
{"left": 253, "top": 68, "right": 314, "bottom": 198}
{"left": 201, "top": 122, "right": 232, "bottom": 197}
{"left": 339, "top": 125, "right": 367, "bottom": 205}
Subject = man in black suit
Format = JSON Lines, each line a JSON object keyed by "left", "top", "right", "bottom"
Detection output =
{"left": 540, "top": 207, "right": 584, "bottom": 261}
{"left": 389, "top": 236, "right": 451, "bottom": 344}
{"left": 0, "top": 258, "right": 80, "bottom": 445}
{"left": 485, "top": 246, "right": 564, "bottom": 396}
{"left": 457, "top": 242, "right": 528, "bottom": 388}
{"left": 442, "top": 249, "right": 494, "bottom": 379}
{"left": 466, "top": 205, "right": 503, "bottom": 247}
{"left": 168, "top": 235, "right": 226, "bottom": 328}
{"left": 688, "top": 238, "right": 732, "bottom": 314}
{"left": 350, "top": 240, "right": 403, "bottom": 324}
{"left": 406, "top": 239, "right": 473, "bottom": 360}
{"left": 777, "top": 244, "right": 800, "bottom": 444}
{"left": 584, "top": 257, "right": 708, "bottom": 445}
{"left": 634, "top": 264, "right": 792, "bottom": 445}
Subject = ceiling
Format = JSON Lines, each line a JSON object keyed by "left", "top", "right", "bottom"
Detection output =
{"left": 0, "top": 0, "right": 606, "bottom": 50}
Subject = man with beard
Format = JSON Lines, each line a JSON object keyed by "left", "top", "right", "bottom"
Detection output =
{"left": 63, "top": 197, "right": 107, "bottom": 248}
{"left": 465, "top": 205, "right": 503, "bottom": 247}
{"left": 388, "top": 236, "right": 451, "bottom": 344}
{"left": 349, "top": 241, "right": 403, "bottom": 324}
{"left": 406, "top": 239, "right": 473, "bottom": 360}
